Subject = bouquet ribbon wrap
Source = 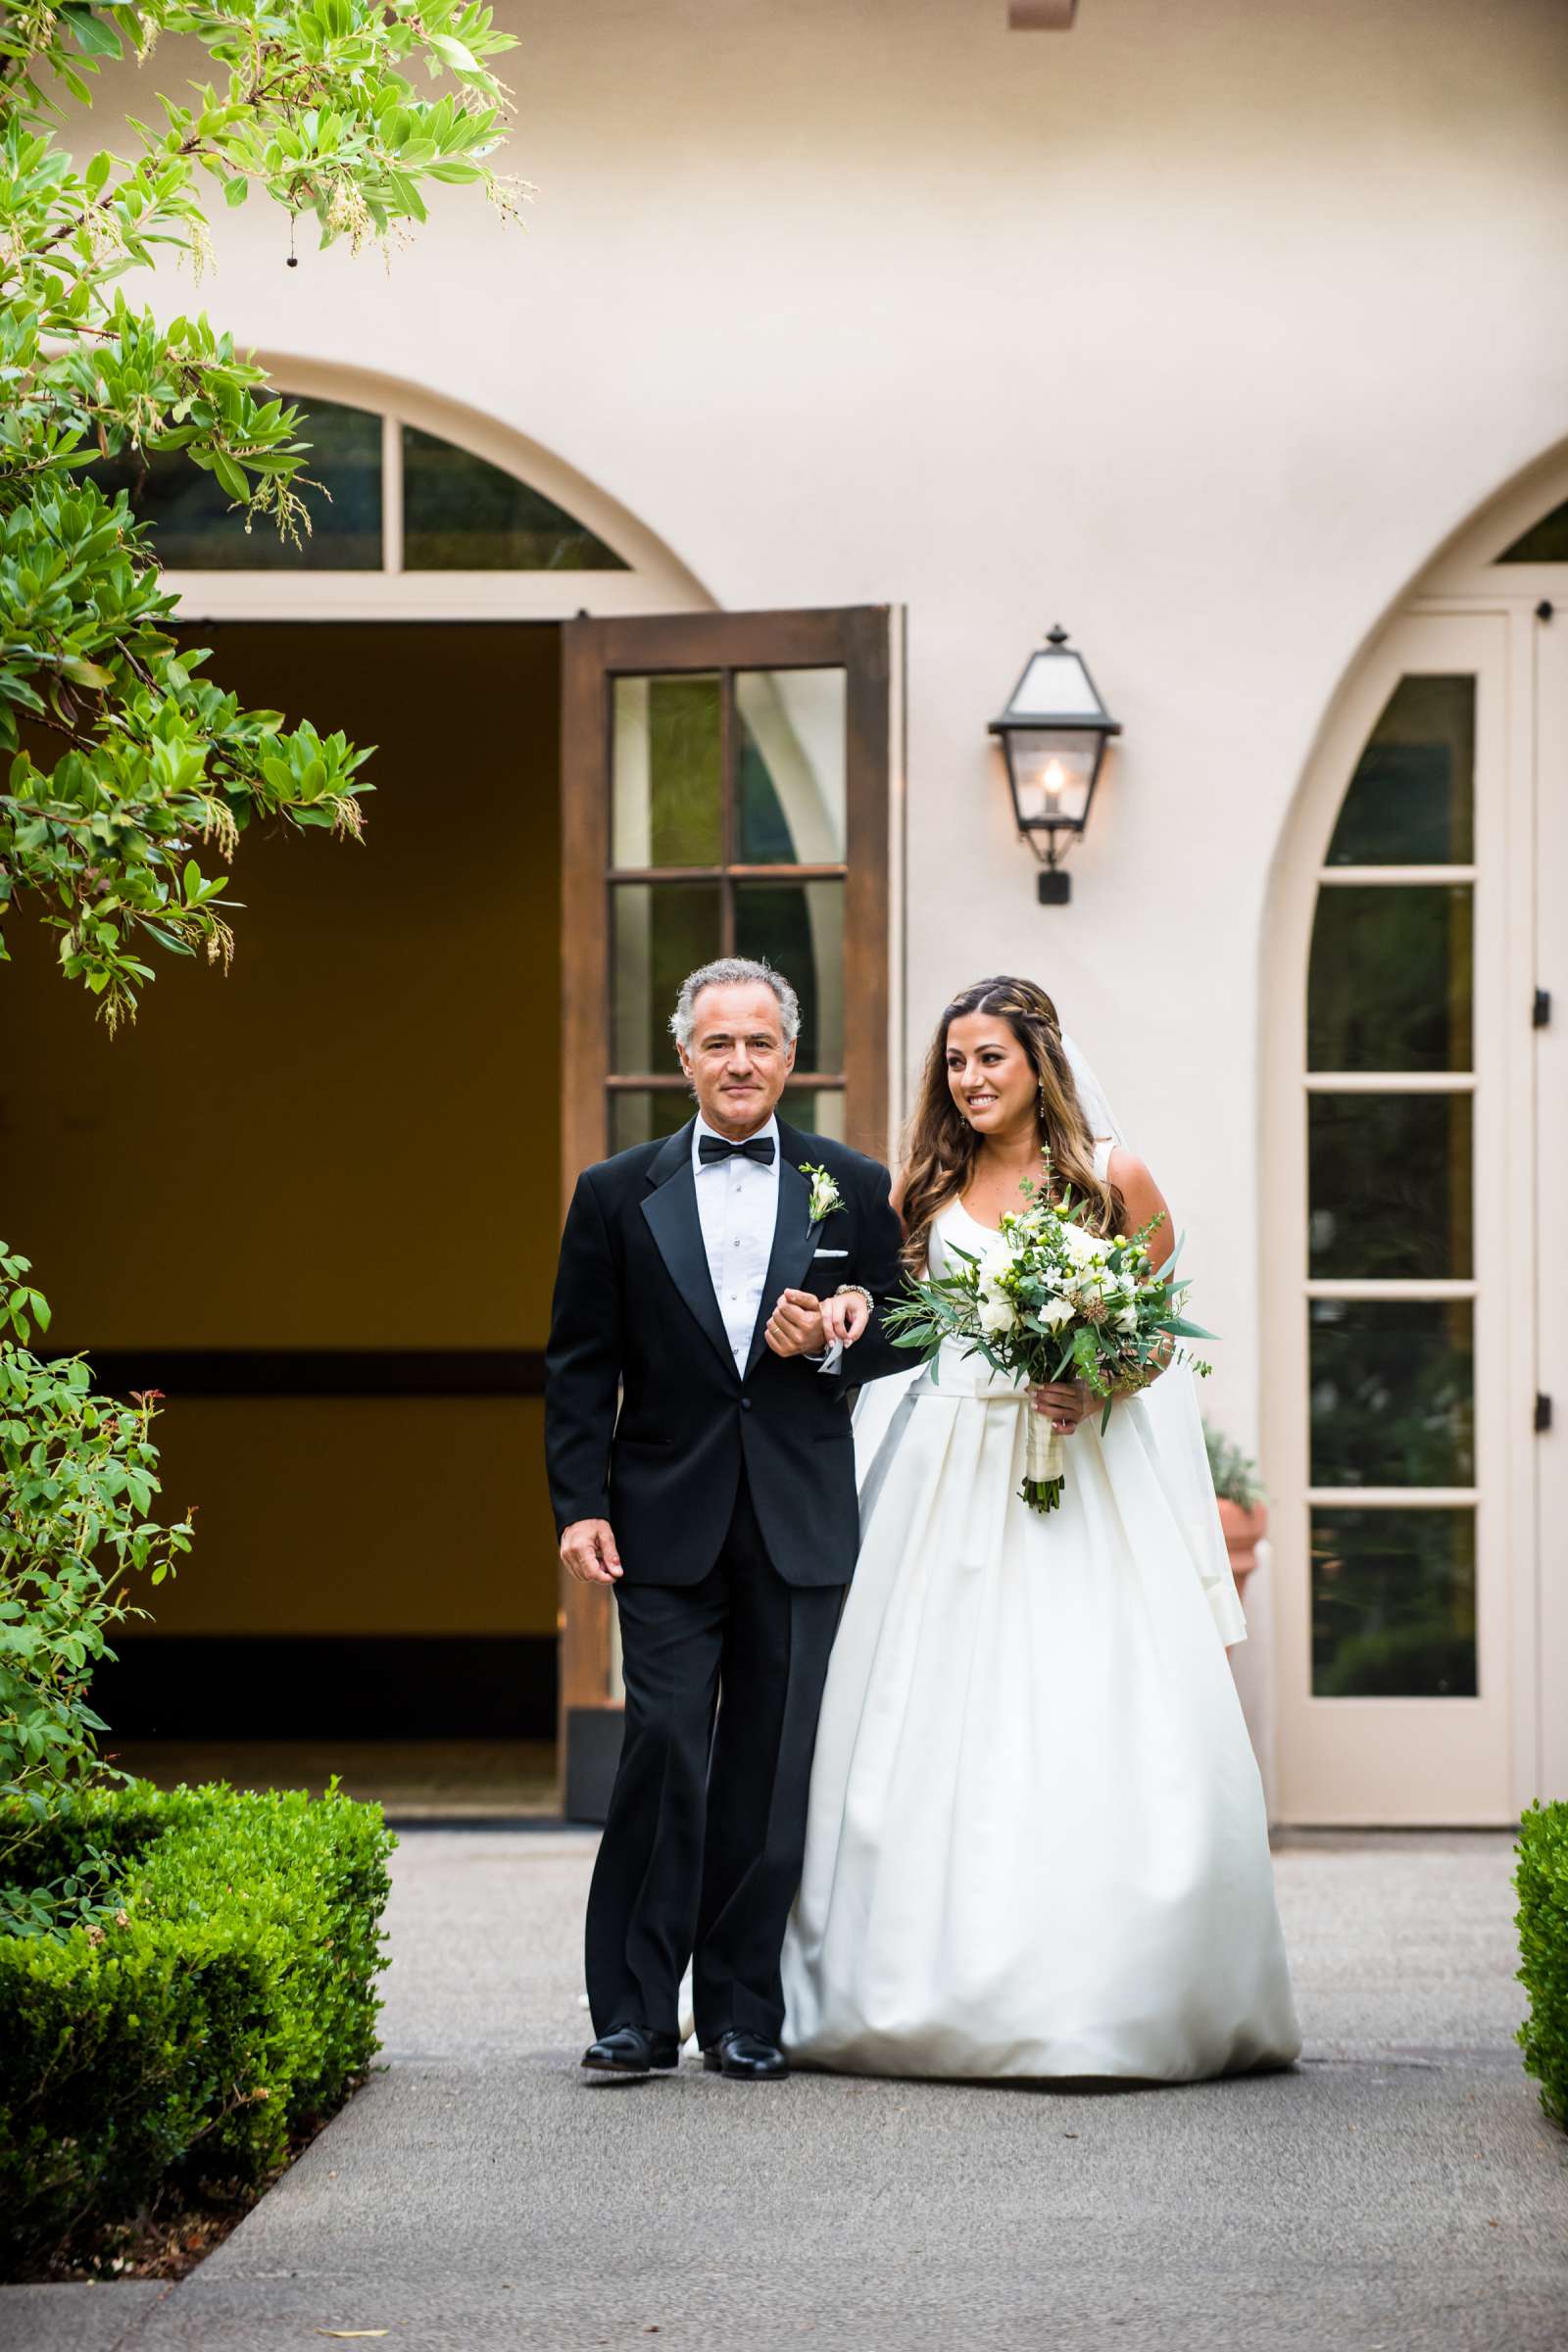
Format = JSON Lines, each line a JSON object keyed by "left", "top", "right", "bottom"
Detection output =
{"left": 1022, "top": 1404, "right": 1066, "bottom": 1506}
{"left": 911, "top": 1349, "right": 1066, "bottom": 1563}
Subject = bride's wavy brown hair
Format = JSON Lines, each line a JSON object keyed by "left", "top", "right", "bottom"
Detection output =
{"left": 899, "top": 977, "right": 1121, "bottom": 1272}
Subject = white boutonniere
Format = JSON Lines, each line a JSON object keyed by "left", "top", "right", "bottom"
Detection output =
{"left": 801, "top": 1162, "right": 844, "bottom": 1226}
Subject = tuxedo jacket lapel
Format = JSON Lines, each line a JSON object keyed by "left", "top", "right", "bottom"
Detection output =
{"left": 640, "top": 1122, "right": 738, "bottom": 1383}
{"left": 744, "top": 1126, "right": 824, "bottom": 1380}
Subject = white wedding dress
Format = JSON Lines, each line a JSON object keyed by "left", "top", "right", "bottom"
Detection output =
{"left": 780, "top": 1149, "right": 1301, "bottom": 2082}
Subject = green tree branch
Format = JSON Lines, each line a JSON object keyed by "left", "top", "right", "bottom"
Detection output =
{"left": 1, "top": 0, "right": 521, "bottom": 1024}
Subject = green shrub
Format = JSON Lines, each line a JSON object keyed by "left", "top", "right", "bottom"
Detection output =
{"left": 1516, "top": 1799, "right": 1568, "bottom": 2130}
{"left": 0, "top": 1779, "right": 395, "bottom": 2270}
{"left": 1, "top": 1250, "right": 195, "bottom": 1932}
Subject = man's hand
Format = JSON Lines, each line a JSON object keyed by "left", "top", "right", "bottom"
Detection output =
{"left": 561, "top": 1518, "right": 623, "bottom": 1584}
{"left": 820, "top": 1288, "right": 872, "bottom": 1348}
{"left": 765, "top": 1288, "right": 828, "bottom": 1358}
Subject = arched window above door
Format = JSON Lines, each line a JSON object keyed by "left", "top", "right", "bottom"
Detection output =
{"left": 1495, "top": 497, "right": 1568, "bottom": 564}
{"left": 89, "top": 392, "right": 629, "bottom": 573}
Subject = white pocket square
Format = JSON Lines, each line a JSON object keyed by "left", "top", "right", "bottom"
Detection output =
{"left": 812, "top": 1248, "right": 850, "bottom": 1257}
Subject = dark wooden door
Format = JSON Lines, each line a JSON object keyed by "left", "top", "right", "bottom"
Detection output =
{"left": 556, "top": 606, "right": 895, "bottom": 1791}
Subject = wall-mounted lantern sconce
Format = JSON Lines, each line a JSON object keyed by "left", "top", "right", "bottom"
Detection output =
{"left": 988, "top": 624, "right": 1120, "bottom": 905}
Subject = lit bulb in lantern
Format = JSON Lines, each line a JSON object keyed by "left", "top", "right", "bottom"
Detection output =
{"left": 1043, "top": 759, "right": 1069, "bottom": 809}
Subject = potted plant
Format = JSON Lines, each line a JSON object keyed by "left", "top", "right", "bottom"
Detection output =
{"left": 1203, "top": 1423, "right": 1268, "bottom": 1591}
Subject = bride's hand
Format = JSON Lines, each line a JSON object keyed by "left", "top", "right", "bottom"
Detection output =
{"left": 820, "top": 1287, "right": 871, "bottom": 1348}
{"left": 1029, "top": 1381, "right": 1090, "bottom": 1435}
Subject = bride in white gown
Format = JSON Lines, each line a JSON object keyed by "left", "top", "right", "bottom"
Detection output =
{"left": 780, "top": 976, "right": 1300, "bottom": 2082}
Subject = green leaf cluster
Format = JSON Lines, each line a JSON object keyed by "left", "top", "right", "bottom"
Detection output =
{"left": 0, "top": 1775, "right": 397, "bottom": 2270}
{"left": 1, "top": 0, "right": 518, "bottom": 1024}
{"left": 0, "top": 1245, "right": 194, "bottom": 1914}
{"left": 1516, "top": 1798, "right": 1568, "bottom": 2131}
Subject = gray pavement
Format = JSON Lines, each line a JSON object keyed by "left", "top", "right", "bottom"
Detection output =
{"left": 5, "top": 1829, "right": 1564, "bottom": 2352}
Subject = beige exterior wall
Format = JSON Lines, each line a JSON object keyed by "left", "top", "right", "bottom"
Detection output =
{"left": 46, "top": 0, "right": 1568, "bottom": 1783}
{"left": 75, "top": 0, "right": 1564, "bottom": 1416}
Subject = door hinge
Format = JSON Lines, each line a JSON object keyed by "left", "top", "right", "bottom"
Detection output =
{"left": 1534, "top": 988, "right": 1551, "bottom": 1029}
{"left": 1537, "top": 1394, "right": 1553, "bottom": 1434}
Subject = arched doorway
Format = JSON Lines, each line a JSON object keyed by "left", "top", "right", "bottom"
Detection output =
{"left": 3, "top": 365, "right": 899, "bottom": 1815}
{"left": 1262, "top": 447, "right": 1568, "bottom": 1825}
{"left": 0, "top": 367, "right": 712, "bottom": 1804}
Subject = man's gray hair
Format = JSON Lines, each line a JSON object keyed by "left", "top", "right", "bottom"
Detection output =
{"left": 669, "top": 957, "right": 801, "bottom": 1053}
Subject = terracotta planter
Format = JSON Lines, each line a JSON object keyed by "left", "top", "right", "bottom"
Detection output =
{"left": 1217, "top": 1497, "right": 1267, "bottom": 1591}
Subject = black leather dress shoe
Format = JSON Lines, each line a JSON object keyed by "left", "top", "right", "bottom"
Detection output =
{"left": 581, "top": 2024, "right": 680, "bottom": 2075}
{"left": 703, "top": 2029, "right": 789, "bottom": 2080}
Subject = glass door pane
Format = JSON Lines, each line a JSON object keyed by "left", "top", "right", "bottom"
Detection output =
{"left": 1323, "top": 675, "right": 1475, "bottom": 864}
{"left": 1304, "top": 670, "right": 1479, "bottom": 1707}
{"left": 1308, "top": 1298, "right": 1475, "bottom": 1488}
{"left": 596, "top": 647, "right": 856, "bottom": 1153}
{"left": 735, "top": 669, "right": 847, "bottom": 861}
{"left": 732, "top": 879, "right": 845, "bottom": 1068}
{"left": 611, "top": 883, "right": 722, "bottom": 1071}
{"left": 1310, "top": 1507, "right": 1477, "bottom": 1697}
{"left": 1307, "top": 885, "right": 1472, "bottom": 1070}
{"left": 612, "top": 676, "right": 723, "bottom": 867}
{"left": 1307, "top": 1094, "right": 1473, "bottom": 1281}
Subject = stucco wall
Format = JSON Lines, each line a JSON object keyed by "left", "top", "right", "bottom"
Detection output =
{"left": 77, "top": 0, "right": 1568, "bottom": 1459}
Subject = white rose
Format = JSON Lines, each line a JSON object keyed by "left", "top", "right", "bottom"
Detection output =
{"left": 1060, "top": 1223, "right": 1102, "bottom": 1266}
{"left": 1116, "top": 1305, "right": 1138, "bottom": 1333}
{"left": 978, "top": 1240, "right": 1012, "bottom": 1286}
{"left": 1037, "top": 1295, "right": 1075, "bottom": 1331}
{"left": 978, "top": 1294, "right": 1017, "bottom": 1335}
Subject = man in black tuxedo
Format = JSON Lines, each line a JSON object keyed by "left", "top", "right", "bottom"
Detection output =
{"left": 545, "top": 956, "right": 908, "bottom": 2081}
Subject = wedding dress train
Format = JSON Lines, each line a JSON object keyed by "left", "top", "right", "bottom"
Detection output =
{"left": 780, "top": 1165, "right": 1301, "bottom": 2082}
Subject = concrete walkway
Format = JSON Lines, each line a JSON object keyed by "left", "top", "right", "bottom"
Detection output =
{"left": 6, "top": 1829, "right": 1565, "bottom": 2352}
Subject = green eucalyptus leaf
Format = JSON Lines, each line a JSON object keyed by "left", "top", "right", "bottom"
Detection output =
{"left": 211, "top": 452, "right": 249, "bottom": 501}
{"left": 73, "top": 8, "right": 124, "bottom": 59}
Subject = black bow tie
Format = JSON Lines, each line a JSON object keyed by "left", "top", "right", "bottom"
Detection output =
{"left": 699, "top": 1133, "right": 775, "bottom": 1167}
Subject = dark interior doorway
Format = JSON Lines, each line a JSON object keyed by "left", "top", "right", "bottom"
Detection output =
{"left": 1, "top": 621, "right": 564, "bottom": 1773}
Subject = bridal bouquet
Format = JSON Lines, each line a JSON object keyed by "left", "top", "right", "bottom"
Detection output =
{"left": 884, "top": 1176, "right": 1214, "bottom": 1514}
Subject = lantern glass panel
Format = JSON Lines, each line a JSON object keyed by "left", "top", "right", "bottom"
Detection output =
{"left": 1004, "top": 729, "right": 1099, "bottom": 830}
{"left": 1007, "top": 649, "right": 1103, "bottom": 720}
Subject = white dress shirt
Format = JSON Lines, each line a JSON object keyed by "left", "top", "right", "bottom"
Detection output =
{"left": 692, "top": 1110, "right": 781, "bottom": 1376}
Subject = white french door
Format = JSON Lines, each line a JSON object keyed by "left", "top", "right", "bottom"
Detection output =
{"left": 1534, "top": 609, "right": 1568, "bottom": 1808}
{"left": 1272, "top": 611, "right": 1535, "bottom": 1823}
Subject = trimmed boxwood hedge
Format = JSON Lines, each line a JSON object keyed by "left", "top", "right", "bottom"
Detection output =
{"left": 0, "top": 1780, "right": 395, "bottom": 2270}
{"left": 1517, "top": 1798, "right": 1568, "bottom": 2130}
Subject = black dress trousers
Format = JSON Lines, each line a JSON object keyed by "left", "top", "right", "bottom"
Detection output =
{"left": 584, "top": 1469, "right": 843, "bottom": 2048}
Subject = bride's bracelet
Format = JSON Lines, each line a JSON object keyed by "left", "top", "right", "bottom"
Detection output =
{"left": 833, "top": 1283, "right": 873, "bottom": 1312}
